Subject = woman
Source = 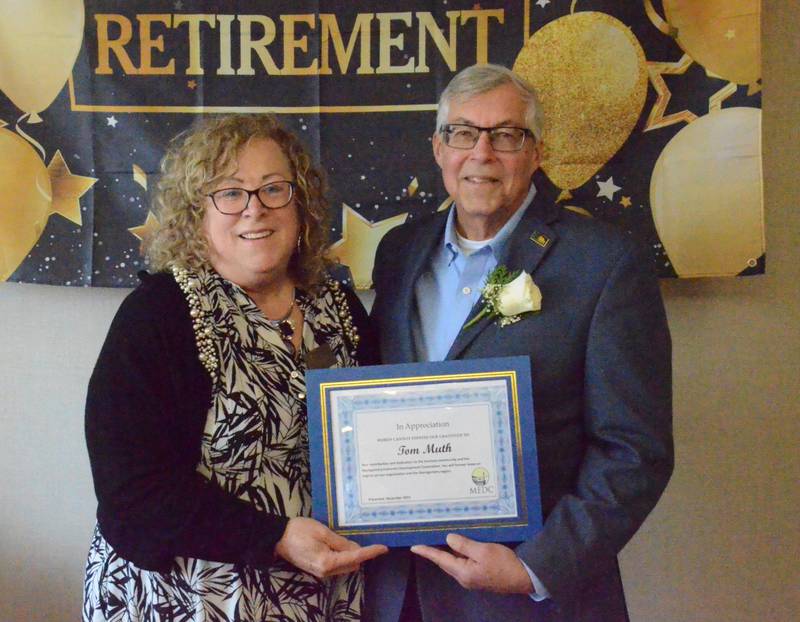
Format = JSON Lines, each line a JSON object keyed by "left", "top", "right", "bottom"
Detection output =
{"left": 83, "top": 114, "right": 387, "bottom": 621}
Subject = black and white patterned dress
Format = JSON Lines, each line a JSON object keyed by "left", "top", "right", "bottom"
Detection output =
{"left": 84, "top": 269, "right": 364, "bottom": 621}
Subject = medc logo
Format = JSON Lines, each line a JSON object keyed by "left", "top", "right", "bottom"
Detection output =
{"left": 470, "top": 467, "right": 494, "bottom": 494}
{"left": 471, "top": 467, "right": 490, "bottom": 486}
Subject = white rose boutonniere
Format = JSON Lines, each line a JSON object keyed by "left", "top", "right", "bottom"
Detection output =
{"left": 463, "top": 266, "right": 541, "bottom": 330}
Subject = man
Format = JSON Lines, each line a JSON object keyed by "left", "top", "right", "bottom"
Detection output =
{"left": 366, "top": 64, "right": 673, "bottom": 621}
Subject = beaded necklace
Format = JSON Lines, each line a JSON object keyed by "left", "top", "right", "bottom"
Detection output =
{"left": 173, "top": 267, "right": 361, "bottom": 382}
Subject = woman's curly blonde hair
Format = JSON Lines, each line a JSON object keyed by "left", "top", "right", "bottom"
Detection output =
{"left": 144, "top": 113, "right": 332, "bottom": 290}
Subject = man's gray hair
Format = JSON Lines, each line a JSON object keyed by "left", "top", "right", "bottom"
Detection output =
{"left": 435, "top": 63, "right": 544, "bottom": 142}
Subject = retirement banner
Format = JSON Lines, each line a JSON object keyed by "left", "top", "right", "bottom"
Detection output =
{"left": 0, "top": 0, "right": 763, "bottom": 288}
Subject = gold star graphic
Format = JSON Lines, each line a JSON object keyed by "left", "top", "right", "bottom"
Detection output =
{"left": 644, "top": 54, "right": 698, "bottom": 132}
{"left": 437, "top": 196, "right": 454, "bottom": 212}
{"left": 46, "top": 150, "right": 97, "bottom": 226}
{"left": 132, "top": 163, "right": 148, "bottom": 190}
{"left": 709, "top": 82, "right": 738, "bottom": 112}
{"left": 331, "top": 204, "right": 407, "bottom": 289}
{"left": 620, "top": 196, "right": 632, "bottom": 208}
{"left": 187, "top": 80, "right": 197, "bottom": 89}
{"left": 564, "top": 205, "right": 592, "bottom": 218}
{"left": 129, "top": 211, "right": 160, "bottom": 241}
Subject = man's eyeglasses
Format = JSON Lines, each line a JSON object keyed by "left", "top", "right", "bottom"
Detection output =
{"left": 206, "top": 180, "right": 295, "bottom": 215}
{"left": 440, "top": 124, "right": 534, "bottom": 152}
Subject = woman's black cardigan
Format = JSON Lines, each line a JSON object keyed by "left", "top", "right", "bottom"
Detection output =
{"left": 85, "top": 272, "right": 377, "bottom": 572}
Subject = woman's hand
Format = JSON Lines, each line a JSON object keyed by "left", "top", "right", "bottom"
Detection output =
{"left": 275, "top": 516, "right": 388, "bottom": 578}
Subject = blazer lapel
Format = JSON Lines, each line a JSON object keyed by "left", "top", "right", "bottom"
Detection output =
{"left": 445, "top": 181, "right": 562, "bottom": 360}
{"left": 389, "top": 212, "right": 448, "bottom": 364}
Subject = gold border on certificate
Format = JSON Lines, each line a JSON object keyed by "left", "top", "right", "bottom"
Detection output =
{"left": 317, "top": 370, "right": 529, "bottom": 536}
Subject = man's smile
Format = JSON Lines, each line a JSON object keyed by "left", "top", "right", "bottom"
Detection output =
{"left": 463, "top": 175, "right": 500, "bottom": 184}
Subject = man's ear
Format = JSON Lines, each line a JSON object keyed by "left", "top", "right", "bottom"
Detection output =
{"left": 432, "top": 132, "right": 443, "bottom": 169}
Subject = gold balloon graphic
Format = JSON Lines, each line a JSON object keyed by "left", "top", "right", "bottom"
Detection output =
{"left": 645, "top": 0, "right": 760, "bottom": 86}
{"left": 0, "top": 129, "right": 52, "bottom": 280}
{"left": 0, "top": 0, "right": 85, "bottom": 121}
{"left": 514, "top": 11, "right": 648, "bottom": 194}
{"left": 650, "top": 107, "right": 763, "bottom": 277}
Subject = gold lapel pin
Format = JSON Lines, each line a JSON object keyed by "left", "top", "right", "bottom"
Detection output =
{"left": 530, "top": 231, "right": 551, "bottom": 248}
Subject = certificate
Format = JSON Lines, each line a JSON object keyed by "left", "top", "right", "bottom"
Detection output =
{"left": 306, "top": 356, "right": 542, "bottom": 546}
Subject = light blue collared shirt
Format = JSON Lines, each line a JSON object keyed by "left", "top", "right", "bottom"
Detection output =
{"left": 411, "top": 184, "right": 536, "bottom": 363}
{"left": 410, "top": 183, "right": 550, "bottom": 600}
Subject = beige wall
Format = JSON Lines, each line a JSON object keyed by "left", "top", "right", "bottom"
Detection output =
{"left": 0, "top": 2, "right": 797, "bottom": 620}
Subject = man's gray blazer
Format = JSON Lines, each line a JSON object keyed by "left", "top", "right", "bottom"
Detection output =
{"left": 366, "top": 179, "right": 673, "bottom": 622}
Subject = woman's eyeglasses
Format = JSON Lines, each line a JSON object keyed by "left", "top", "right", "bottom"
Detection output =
{"left": 207, "top": 180, "right": 295, "bottom": 215}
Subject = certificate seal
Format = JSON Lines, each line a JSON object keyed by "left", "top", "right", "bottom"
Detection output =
{"left": 471, "top": 467, "right": 490, "bottom": 486}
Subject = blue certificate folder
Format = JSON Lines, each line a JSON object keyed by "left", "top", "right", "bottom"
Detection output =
{"left": 306, "top": 356, "right": 542, "bottom": 547}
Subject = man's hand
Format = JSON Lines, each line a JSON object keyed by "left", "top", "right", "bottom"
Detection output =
{"left": 275, "top": 516, "right": 388, "bottom": 579}
{"left": 411, "top": 533, "right": 534, "bottom": 594}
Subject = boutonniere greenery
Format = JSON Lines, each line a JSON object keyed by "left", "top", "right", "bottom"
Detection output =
{"left": 462, "top": 266, "right": 542, "bottom": 330}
